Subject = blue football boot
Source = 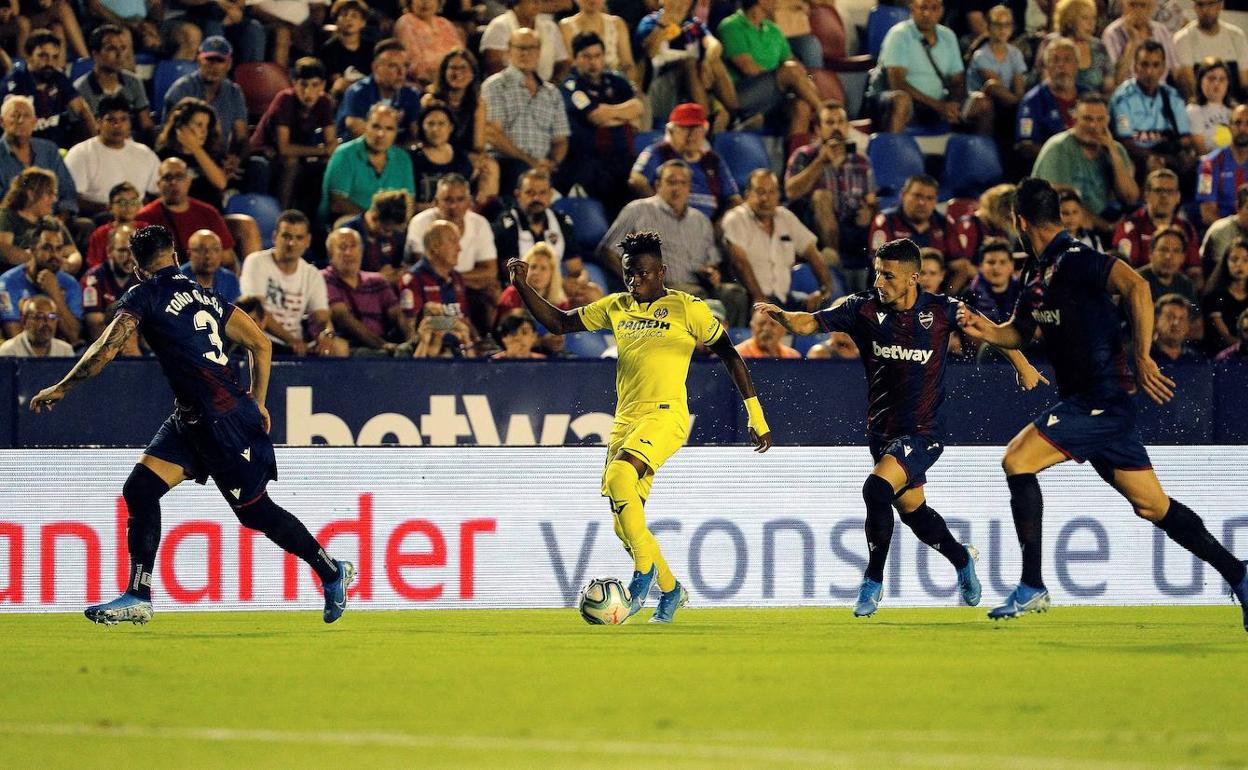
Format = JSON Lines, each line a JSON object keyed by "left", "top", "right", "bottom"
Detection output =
{"left": 649, "top": 582, "right": 689, "bottom": 623}
{"left": 323, "top": 560, "right": 356, "bottom": 624}
{"left": 1231, "top": 561, "right": 1248, "bottom": 632}
{"left": 988, "top": 582, "right": 1051, "bottom": 620}
{"left": 853, "top": 577, "right": 883, "bottom": 617}
{"left": 957, "top": 545, "right": 982, "bottom": 607}
{"left": 84, "top": 593, "right": 153, "bottom": 626}
{"left": 626, "top": 565, "right": 657, "bottom": 618}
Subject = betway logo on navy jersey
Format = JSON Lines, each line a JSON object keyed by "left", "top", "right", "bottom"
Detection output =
{"left": 1031, "top": 309, "right": 1061, "bottom": 325}
{"left": 870, "top": 340, "right": 933, "bottom": 364}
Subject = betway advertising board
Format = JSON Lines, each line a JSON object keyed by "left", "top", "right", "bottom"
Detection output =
{"left": 2, "top": 447, "right": 1245, "bottom": 613}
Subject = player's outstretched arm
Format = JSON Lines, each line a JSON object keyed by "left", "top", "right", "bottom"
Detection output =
{"left": 29, "top": 313, "right": 138, "bottom": 412}
{"left": 1107, "top": 258, "right": 1176, "bottom": 404}
{"left": 1000, "top": 347, "right": 1049, "bottom": 391}
{"left": 955, "top": 302, "right": 1026, "bottom": 349}
{"left": 506, "top": 257, "right": 587, "bottom": 335}
{"left": 753, "top": 302, "right": 819, "bottom": 336}
{"left": 225, "top": 305, "right": 274, "bottom": 430}
{"left": 708, "top": 333, "right": 772, "bottom": 453}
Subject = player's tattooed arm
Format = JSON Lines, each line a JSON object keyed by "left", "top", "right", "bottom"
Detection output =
{"left": 29, "top": 313, "right": 138, "bottom": 412}
{"left": 752, "top": 302, "right": 819, "bottom": 335}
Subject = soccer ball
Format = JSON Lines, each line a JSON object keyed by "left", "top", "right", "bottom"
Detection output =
{"left": 578, "top": 577, "right": 631, "bottom": 625}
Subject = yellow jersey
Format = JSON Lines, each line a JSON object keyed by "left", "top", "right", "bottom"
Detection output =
{"left": 577, "top": 289, "right": 725, "bottom": 412}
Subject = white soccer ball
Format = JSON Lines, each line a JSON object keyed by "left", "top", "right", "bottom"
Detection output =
{"left": 578, "top": 577, "right": 631, "bottom": 625}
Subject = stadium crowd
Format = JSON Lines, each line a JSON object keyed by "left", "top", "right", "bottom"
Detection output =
{"left": 1, "top": 0, "right": 1247, "bottom": 367}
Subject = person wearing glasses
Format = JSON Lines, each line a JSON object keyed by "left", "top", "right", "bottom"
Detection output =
{"left": 0, "top": 214, "right": 82, "bottom": 344}
{"left": 0, "top": 295, "right": 73, "bottom": 356}
{"left": 1114, "top": 168, "right": 1204, "bottom": 290}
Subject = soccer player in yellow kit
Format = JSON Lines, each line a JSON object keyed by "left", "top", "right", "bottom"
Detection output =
{"left": 507, "top": 231, "right": 772, "bottom": 623}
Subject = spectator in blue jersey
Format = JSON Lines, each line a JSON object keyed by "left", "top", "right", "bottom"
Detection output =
{"left": 0, "top": 215, "right": 82, "bottom": 344}
{"left": 0, "top": 30, "right": 98, "bottom": 148}
{"left": 0, "top": 95, "right": 80, "bottom": 221}
{"left": 1197, "top": 104, "right": 1248, "bottom": 226}
{"left": 866, "top": 175, "right": 946, "bottom": 292}
{"left": 1108, "top": 40, "right": 1195, "bottom": 181}
{"left": 960, "top": 237, "right": 1019, "bottom": 323}
{"left": 335, "top": 38, "right": 424, "bottom": 144}
{"left": 629, "top": 102, "right": 741, "bottom": 222}
{"left": 637, "top": 0, "right": 738, "bottom": 130}
{"left": 560, "top": 31, "right": 643, "bottom": 217}
{"left": 1016, "top": 37, "right": 1083, "bottom": 171}
{"left": 1151, "top": 293, "right": 1203, "bottom": 364}
{"left": 179, "top": 228, "right": 241, "bottom": 302}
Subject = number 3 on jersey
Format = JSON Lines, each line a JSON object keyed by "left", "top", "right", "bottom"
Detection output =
{"left": 194, "top": 309, "right": 229, "bottom": 364}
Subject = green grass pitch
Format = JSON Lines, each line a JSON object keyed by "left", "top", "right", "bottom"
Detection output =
{"left": 1, "top": 606, "right": 1245, "bottom": 767}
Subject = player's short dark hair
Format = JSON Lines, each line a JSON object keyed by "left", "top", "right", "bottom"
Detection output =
{"left": 902, "top": 174, "right": 939, "bottom": 194}
{"left": 498, "top": 312, "right": 535, "bottom": 338}
{"left": 25, "top": 29, "right": 61, "bottom": 56}
{"left": 1013, "top": 177, "right": 1061, "bottom": 227}
{"left": 1135, "top": 39, "right": 1166, "bottom": 62}
{"left": 109, "top": 181, "right": 139, "bottom": 203}
{"left": 875, "top": 238, "right": 921, "bottom": 268}
{"left": 131, "top": 225, "right": 175, "bottom": 270}
{"left": 373, "top": 37, "right": 405, "bottom": 58}
{"left": 371, "top": 188, "right": 410, "bottom": 224}
{"left": 1154, "top": 292, "right": 1192, "bottom": 319}
{"left": 96, "top": 94, "right": 131, "bottom": 120}
{"left": 1152, "top": 224, "right": 1188, "bottom": 251}
{"left": 276, "top": 209, "right": 310, "bottom": 231}
{"left": 571, "top": 31, "right": 604, "bottom": 56}
{"left": 619, "top": 231, "right": 664, "bottom": 263}
{"left": 979, "top": 237, "right": 1013, "bottom": 261}
{"left": 293, "top": 56, "right": 327, "bottom": 81}
{"left": 89, "top": 24, "right": 124, "bottom": 53}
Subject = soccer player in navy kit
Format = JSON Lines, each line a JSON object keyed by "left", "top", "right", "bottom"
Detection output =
{"left": 30, "top": 226, "right": 357, "bottom": 626}
{"left": 758, "top": 238, "right": 1048, "bottom": 616}
{"left": 959, "top": 178, "right": 1248, "bottom": 627}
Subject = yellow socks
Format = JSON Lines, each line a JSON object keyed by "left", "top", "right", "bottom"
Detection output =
{"left": 604, "top": 459, "right": 676, "bottom": 592}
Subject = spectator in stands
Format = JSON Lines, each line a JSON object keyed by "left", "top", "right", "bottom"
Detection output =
{"left": 0, "top": 215, "right": 81, "bottom": 343}
{"left": 1035, "top": 0, "right": 1113, "bottom": 95}
{"left": 806, "top": 330, "right": 859, "bottom": 359}
{"left": 630, "top": 102, "right": 740, "bottom": 221}
{"left": 1214, "top": 306, "right": 1248, "bottom": 360}
{"left": 559, "top": 0, "right": 638, "bottom": 87}
{"left": 1109, "top": 40, "right": 1195, "bottom": 180}
{"left": 323, "top": 226, "right": 405, "bottom": 355}
{"left": 493, "top": 169, "right": 579, "bottom": 282}
{"left": 1173, "top": 0, "right": 1248, "bottom": 99}
{"left": 918, "top": 247, "right": 947, "bottom": 293}
{"left": 1201, "top": 183, "right": 1248, "bottom": 269}
{"left": 722, "top": 169, "right": 834, "bottom": 309}
{"left": 1152, "top": 293, "right": 1202, "bottom": 363}
{"left": 1197, "top": 104, "right": 1248, "bottom": 226}
{"left": 600, "top": 159, "right": 749, "bottom": 325}
{"left": 867, "top": 175, "right": 946, "bottom": 288}
{"left": 82, "top": 0, "right": 162, "bottom": 63}
{"left": 80, "top": 222, "right": 140, "bottom": 351}
{"left": 405, "top": 173, "right": 499, "bottom": 333}
{"left": 735, "top": 305, "right": 800, "bottom": 358}
{"left": 965, "top": 6, "right": 1026, "bottom": 121}
{"left": 493, "top": 242, "right": 571, "bottom": 348}
{"left": 1057, "top": 186, "right": 1106, "bottom": 250}
{"left": 341, "top": 188, "right": 409, "bottom": 280}
{"left": 15, "top": 0, "right": 90, "bottom": 61}
{"left": 248, "top": 57, "right": 338, "bottom": 210}
{"left": 874, "top": 0, "right": 993, "bottom": 136}
{"left": 0, "top": 95, "right": 79, "bottom": 219}
{"left": 1102, "top": 0, "right": 1178, "bottom": 85}
{"left": 136, "top": 157, "right": 239, "bottom": 270}
{"left": 336, "top": 38, "right": 424, "bottom": 143}
{"left": 73, "top": 25, "right": 155, "bottom": 142}
{"left": 240, "top": 210, "right": 344, "bottom": 356}
{"left": 715, "top": 0, "right": 823, "bottom": 137}
{"left": 480, "top": 0, "right": 571, "bottom": 82}
{"left": 168, "top": 0, "right": 268, "bottom": 64}
{"left": 0, "top": 294, "right": 73, "bottom": 356}
{"left": 491, "top": 312, "right": 545, "bottom": 359}
{"left": 483, "top": 28, "right": 571, "bottom": 193}
{"left": 1033, "top": 92, "right": 1139, "bottom": 228}
{"left": 163, "top": 37, "right": 248, "bottom": 154}
{"left": 560, "top": 31, "right": 643, "bottom": 217}
{"left": 410, "top": 104, "right": 476, "bottom": 210}
{"left": 1, "top": 30, "right": 98, "bottom": 148}
{"left": 637, "top": 0, "right": 737, "bottom": 127}
{"left": 400, "top": 219, "right": 480, "bottom": 356}
{"left": 960, "top": 237, "right": 1019, "bottom": 323}
{"left": 321, "top": 103, "right": 415, "bottom": 220}
{"left": 0, "top": 168, "right": 82, "bottom": 274}
{"left": 395, "top": 0, "right": 465, "bottom": 86}
{"left": 64, "top": 95, "right": 160, "bottom": 216}
{"left": 944, "top": 182, "right": 1015, "bottom": 294}
{"left": 1187, "top": 58, "right": 1233, "bottom": 157}
{"left": 154, "top": 97, "right": 229, "bottom": 210}
{"left": 425, "top": 50, "right": 501, "bottom": 205}
{"left": 1202, "top": 236, "right": 1248, "bottom": 355}
{"left": 1113, "top": 168, "right": 1202, "bottom": 287}
{"left": 179, "top": 228, "right": 241, "bottom": 301}
{"left": 248, "top": 0, "right": 324, "bottom": 69}
{"left": 1016, "top": 37, "right": 1083, "bottom": 170}
{"left": 85, "top": 181, "right": 140, "bottom": 269}
{"left": 1139, "top": 225, "right": 1199, "bottom": 306}
{"left": 322, "top": 0, "right": 374, "bottom": 99}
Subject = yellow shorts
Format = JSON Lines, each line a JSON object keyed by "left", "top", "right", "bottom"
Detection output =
{"left": 601, "top": 402, "right": 690, "bottom": 493}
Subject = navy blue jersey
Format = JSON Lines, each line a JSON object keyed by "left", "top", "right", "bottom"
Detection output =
{"left": 814, "top": 290, "right": 960, "bottom": 441}
{"left": 1010, "top": 231, "right": 1134, "bottom": 400}
{"left": 116, "top": 266, "right": 248, "bottom": 420}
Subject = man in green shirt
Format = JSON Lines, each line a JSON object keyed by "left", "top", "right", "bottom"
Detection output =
{"left": 717, "top": 0, "right": 822, "bottom": 136}
{"left": 320, "top": 103, "right": 415, "bottom": 222}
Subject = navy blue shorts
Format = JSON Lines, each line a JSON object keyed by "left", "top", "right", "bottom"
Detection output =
{"left": 869, "top": 433, "right": 944, "bottom": 490}
{"left": 1033, "top": 394, "right": 1152, "bottom": 482}
{"left": 144, "top": 400, "right": 277, "bottom": 508}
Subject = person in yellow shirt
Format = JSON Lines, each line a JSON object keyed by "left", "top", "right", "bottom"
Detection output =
{"left": 507, "top": 230, "right": 772, "bottom": 623}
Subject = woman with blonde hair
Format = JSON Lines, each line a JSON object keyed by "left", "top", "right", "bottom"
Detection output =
{"left": 1036, "top": 0, "right": 1114, "bottom": 95}
{"left": 494, "top": 242, "right": 569, "bottom": 330}
{"left": 0, "top": 167, "right": 81, "bottom": 274}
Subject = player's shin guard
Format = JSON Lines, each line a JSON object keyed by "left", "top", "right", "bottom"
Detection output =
{"left": 605, "top": 460, "right": 675, "bottom": 593}
{"left": 1007, "top": 473, "right": 1046, "bottom": 589}
{"left": 235, "top": 495, "right": 340, "bottom": 585}
{"left": 900, "top": 504, "right": 969, "bottom": 569}
{"left": 1156, "top": 499, "right": 1248, "bottom": 586}
{"left": 122, "top": 464, "right": 170, "bottom": 601}
{"left": 863, "top": 475, "right": 895, "bottom": 583}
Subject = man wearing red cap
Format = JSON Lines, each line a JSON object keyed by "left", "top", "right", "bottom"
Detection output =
{"left": 629, "top": 102, "right": 742, "bottom": 221}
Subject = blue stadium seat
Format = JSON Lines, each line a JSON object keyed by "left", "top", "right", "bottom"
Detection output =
{"left": 563, "top": 331, "right": 611, "bottom": 358}
{"left": 939, "top": 134, "right": 1004, "bottom": 199}
{"left": 635, "top": 130, "right": 664, "bottom": 155}
{"left": 790, "top": 263, "right": 818, "bottom": 294}
{"left": 867, "top": 132, "right": 924, "bottom": 205}
{"left": 551, "top": 196, "right": 609, "bottom": 258}
{"left": 790, "top": 333, "right": 820, "bottom": 357}
{"left": 866, "top": 4, "right": 911, "bottom": 58}
{"left": 68, "top": 57, "right": 93, "bottom": 82}
{"left": 712, "top": 131, "right": 770, "bottom": 190}
{"left": 225, "top": 193, "right": 282, "bottom": 248}
{"left": 151, "top": 59, "right": 197, "bottom": 120}
{"left": 728, "top": 326, "right": 752, "bottom": 345}
{"left": 581, "top": 262, "right": 610, "bottom": 290}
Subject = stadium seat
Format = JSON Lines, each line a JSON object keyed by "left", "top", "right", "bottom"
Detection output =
{"left": 810, "top": 69, "right": 845, "bottom": 104}
{"left": 790, "top": 263, "right": 819, "bottom": 295}
{"left": 68, "top": 57, "right": 93, "bottom": 82}
{"left": 234, "top": 62, "right": 292, "bottom": 122}
{"left": 867, "top": 132, "right": 924, "bottom": 204}
{"left": 151, "top": 59, "right": 198, "bottom": 120}
{"left": 866, "top": 4, "right": 911, "bottom": 59}
{"left": 939, "top": 134, "right": 1004, "bottom": 199}
{"left": 225, "top": 193, "right": 282, "bottom": 248}
{"left": 809, "top": 5, "right": 873, "bottom": 72}
{"left": 551, "top": 196, "right": 609, "bottom": 258}
{"left": 728, "top": 326, "right": 752, "bottom": 345}
{"left": 712, "top": 131, "right": 770, "bottom": 190}
{"left": 581, "top": 261, "right": 610, "bottom": 291}
{"left": 635, "top": 129, "right": 663, "bottom": 153}
{"left": 563, "top": 331, "right": 611, "bottom": 358}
